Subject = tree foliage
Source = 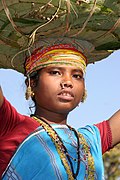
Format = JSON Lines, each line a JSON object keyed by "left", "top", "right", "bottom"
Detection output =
{"left": 0, "top": 0, "right": 120, "bottom": 73}
{"left": 103, "top": 144, "right": 120, "bottom": 179}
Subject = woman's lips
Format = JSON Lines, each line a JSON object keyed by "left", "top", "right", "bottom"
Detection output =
{"left": 57, "top": 90, "right": 74, "bottom": 101}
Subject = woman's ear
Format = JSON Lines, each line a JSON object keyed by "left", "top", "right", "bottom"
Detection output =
{"left": 81, "top": 89, "right": 87, "bottom": 103}
{"left": 25, "top": 78, "right": 36, "bottom": 88}
{"left": 30, "top": 79, "right": 36, "bottom": 89}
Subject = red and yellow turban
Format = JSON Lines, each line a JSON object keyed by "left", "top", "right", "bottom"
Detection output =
{"left": 25, "top": 44, "right": 87, "bottom": 76}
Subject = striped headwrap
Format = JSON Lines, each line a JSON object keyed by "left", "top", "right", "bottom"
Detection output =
{"left": 25, "top": 44, "right": 87, "bottom": 76}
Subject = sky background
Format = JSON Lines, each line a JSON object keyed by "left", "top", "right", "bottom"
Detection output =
{"left": 0, "top": 50, "right": 120, "bottom": 128}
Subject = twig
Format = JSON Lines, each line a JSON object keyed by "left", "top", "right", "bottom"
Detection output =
{"left": 96, "top": 18, "right": 120, "bottom": 39}
{"left": 71, "top": 0, "right": 97, "bottom": 37}
{"left": 28, "top": 0, "right": 62, "bottom": 47}
{"left": 1, "top": 0, "right": 25, "bottom": 36}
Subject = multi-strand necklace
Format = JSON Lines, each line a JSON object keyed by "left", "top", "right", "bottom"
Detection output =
{"left": 32, "top": 116, "right": 95, "bottom": 179}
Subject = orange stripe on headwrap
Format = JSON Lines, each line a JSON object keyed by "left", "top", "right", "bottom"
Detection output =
{"left": 25, "top": 44, "right": 87, "bottom": 75}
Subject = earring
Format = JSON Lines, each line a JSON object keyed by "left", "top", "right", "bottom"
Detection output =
{"left": 25, "top": 86, "right": 35, "bottom": 100}
{"left": 81, "top": 89, "right": 87, "bottom": 103}
{"left": 25, "top": 76, "right": 35, "bottom": 100}
{"left": 60, "top": 81, "right": 73, "bottom": 89}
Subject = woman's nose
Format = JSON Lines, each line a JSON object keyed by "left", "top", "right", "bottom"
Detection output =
{"left": 60, "top": 78, "right": 73, "bottom": 89}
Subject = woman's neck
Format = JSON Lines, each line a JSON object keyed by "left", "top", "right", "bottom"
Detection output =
{"left": 34, "top": 107, "right": 68, "bottom": 125}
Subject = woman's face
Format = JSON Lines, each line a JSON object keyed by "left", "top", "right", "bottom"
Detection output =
{"left": 33, "top": 65, "right": 85, "bottom": 114}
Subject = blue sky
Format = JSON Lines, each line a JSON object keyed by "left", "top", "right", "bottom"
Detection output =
{"left": 0, "top": 50, "right": 120, "bottom": 128}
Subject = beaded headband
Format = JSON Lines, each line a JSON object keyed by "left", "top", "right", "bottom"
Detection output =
{"left": 25, "top": 44, "right": 87, "bottom": 76}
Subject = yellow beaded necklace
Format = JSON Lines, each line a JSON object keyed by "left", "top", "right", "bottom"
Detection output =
{"left": 32, "top": 116, "right": 95, "bottom": 179}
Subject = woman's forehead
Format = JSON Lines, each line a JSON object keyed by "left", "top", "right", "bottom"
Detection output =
{"left": 41, "top": 65, "right": 84, "bottom": 73}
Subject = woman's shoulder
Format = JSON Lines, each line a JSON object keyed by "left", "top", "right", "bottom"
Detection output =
{"left": 78, "top": 124, "right": 99, "bottom": 135}
{"left": 77, "top": 125, "right": 101, "bottom": 148}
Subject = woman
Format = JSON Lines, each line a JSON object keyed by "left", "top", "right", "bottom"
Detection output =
{"left": 0, "top": 43, "right": 120, "bottom": 179}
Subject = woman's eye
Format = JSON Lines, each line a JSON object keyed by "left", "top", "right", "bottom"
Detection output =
{"left": 73, "top": 74, "right": 83, "bottom": 79}
{"left": 50, "top": 71, "right": 61, "bottom": 75}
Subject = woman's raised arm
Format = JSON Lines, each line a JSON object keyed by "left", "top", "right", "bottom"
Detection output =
{"left": 0, "top": 86, "right": 4, "bottom": 108}
{"left": 109, "top": 110, "right": 120, "bottom": 147}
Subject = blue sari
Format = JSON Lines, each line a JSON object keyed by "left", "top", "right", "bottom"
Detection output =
{"left": 2, "top": 125, "right": 105, "bottom": 180}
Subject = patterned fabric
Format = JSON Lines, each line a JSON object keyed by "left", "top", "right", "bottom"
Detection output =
{"left": 25, "top": 44, "right": 87, "bottom": 75}
{"left": 2, "top": 125, "right": 105, "bottom": 180}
